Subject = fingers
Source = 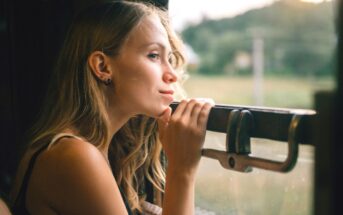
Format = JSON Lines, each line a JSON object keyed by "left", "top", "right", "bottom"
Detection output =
{"left": 161, "top": 98, "right": 214, "bottom": 174}
{"left": 171, "top": 99, "right": 188, "bottom": 119}
{"left": 190, "top": 102, "right": 203, "bottom": 124}
{"left": 173, "top": 98, "right": 214, "bottom": 128}
{"left": 197, "top": 103, "right": 213, "bottom": 129}
{"left": 180, "top": 99, "right": 197, "bottom": 120}
{"left": 159, "top": 107, "right": 172, "bottom": 124}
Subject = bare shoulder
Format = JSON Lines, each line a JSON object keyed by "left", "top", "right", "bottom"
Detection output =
{"left": 28, "top": 137, "right": 128, "bottom": 215}
{"left": 41, "top": 137, "right": 106, "bottom": 171}
{"left": 36, "top": 137, "right": 110, "bottom": 184}
{"left": 0, "top": 198, "right": 11, "bottom": 215}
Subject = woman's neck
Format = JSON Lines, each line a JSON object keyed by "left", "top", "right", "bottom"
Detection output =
{"left": 101, "top": 105, "right": 133, "bottom": 155}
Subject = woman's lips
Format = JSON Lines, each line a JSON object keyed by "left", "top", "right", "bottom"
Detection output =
{"left": 160, "top": 90, "right": 174, "bottom": 102}
{"left": 159, "top": 90, "right": 174, "bottom": 95}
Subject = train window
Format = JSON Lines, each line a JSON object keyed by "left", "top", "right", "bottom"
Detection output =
{"left": 169, "top": 0, "right": 336, "bottom": 214}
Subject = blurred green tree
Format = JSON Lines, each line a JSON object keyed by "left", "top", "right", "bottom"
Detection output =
{"left": 181, "top": 0, "right": 335, "bottom": 77}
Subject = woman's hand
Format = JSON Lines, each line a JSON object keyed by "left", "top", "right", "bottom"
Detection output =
{"left": 158, "top": 99, "right": 213, "bottom": 178}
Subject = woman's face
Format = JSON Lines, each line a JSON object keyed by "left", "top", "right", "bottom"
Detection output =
{"left": 109, "top": 14, "right": 178, "bottom": 118}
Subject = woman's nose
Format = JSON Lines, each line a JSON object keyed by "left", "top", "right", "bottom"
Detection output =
{"left": 162, "top": 63, "right": 178, "bottom": 83}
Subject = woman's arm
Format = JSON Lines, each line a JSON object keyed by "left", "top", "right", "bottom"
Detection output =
{"left": 158, "top": 99, "right": 213, "bottom": 215}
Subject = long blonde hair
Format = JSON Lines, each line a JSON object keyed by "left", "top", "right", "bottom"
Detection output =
{"left": 26, "top": 0, "right": 185, "bottom": 212}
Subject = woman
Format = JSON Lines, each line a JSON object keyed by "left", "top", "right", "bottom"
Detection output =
{"left": 9, "top": 1, "right": 213, "bottom": 214}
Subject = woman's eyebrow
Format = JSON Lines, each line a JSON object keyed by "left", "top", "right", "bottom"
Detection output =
{"left": 140, "top": 42, "right": 172, "bottom": 53}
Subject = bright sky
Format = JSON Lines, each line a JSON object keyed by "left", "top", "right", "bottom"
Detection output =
{"left": 169, "top": 0, "right": 331, "bottom": 30}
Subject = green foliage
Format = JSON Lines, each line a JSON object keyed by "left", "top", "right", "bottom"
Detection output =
{"left": 181, "top": 0, "right": 336, "bottom": 76}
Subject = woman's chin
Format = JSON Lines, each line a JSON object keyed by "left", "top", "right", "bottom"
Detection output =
{"left": 138, "top": 101, "right": 171, "bottom": 118}
{"left": 147, "top": 105, "right": 170, "bottom": 119}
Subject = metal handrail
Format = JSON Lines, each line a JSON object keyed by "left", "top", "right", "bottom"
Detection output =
{"left": 170, "top": 102, "right": 316, "bottom": 173}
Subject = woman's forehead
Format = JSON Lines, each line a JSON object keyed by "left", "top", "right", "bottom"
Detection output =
{"left": 125, "top": 15, "right": 171, "bottom": 51}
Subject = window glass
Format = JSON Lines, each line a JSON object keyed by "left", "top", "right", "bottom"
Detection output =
{"left": 169, "top": 0, "right": 336, "bottom": 214}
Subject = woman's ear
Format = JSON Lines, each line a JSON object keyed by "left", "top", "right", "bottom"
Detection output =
{"left": 88, "top": 51, "right": 113, "bottom": 83}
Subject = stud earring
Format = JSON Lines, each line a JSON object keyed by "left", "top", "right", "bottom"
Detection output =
{"left": 104, "top": 78, "right": 112, "bottom": 85}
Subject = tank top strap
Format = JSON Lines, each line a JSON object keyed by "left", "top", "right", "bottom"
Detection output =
{"left": 47, "top": 133, "right": 84, "bottom": 149}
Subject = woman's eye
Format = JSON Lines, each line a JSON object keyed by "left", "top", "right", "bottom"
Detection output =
{"left": 148, "top": 53, "right": 160, "bottom": 60}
